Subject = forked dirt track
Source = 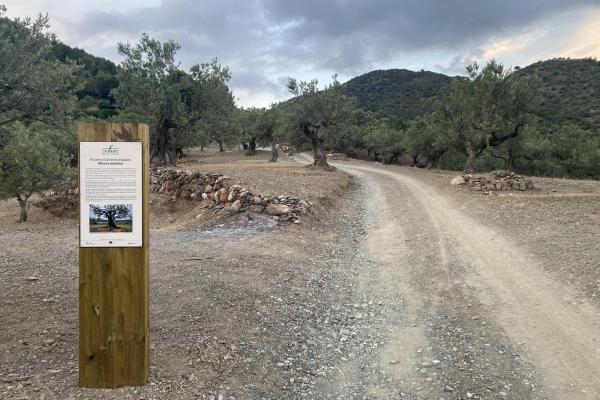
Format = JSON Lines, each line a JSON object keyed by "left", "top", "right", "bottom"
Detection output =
{"left": 298, "top": 154, "right": 600, "bottom": 399}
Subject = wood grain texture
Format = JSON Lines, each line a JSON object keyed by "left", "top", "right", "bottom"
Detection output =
{"left": 78, "top": 122, "right": 150, "bottom": 388}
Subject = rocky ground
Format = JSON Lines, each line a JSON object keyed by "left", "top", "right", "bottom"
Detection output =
{"left": 1, "top": 150, "right": 599, "bottom": 399}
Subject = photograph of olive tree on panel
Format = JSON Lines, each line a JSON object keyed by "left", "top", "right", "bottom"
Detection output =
{"left": 89, "top": 204, "right": 133, "bottom": 232}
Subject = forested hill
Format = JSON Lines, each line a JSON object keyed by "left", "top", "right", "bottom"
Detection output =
{"left": 342, "top": 59, "right": 600, "bottom": 132}
{"left": 516, "top": 58, "right": 600, "bottom": 132}
{"left": 52, "top": 42, "right": 119, "bottom": 118}
{"left": 342, "top": 69, "right": 454, "bottom": 122}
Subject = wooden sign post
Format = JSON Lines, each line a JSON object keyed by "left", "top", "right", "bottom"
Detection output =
{"left": 78, "top": 122, "right": 150, "bottom": 387}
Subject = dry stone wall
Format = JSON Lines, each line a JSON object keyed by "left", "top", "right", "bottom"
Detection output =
{"left": 451, "top": 170, "right": 534, "bottom": 192}
{"left": 151, "top": 168, "right": 312, "bottom": 222}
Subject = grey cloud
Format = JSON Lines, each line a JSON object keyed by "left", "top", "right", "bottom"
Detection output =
{"left": 40, "top": 0, "right": 600, "bottom": 106}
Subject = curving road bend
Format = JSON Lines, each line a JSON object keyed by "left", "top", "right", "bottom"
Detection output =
{"left": 298, "top": 154, "right": 600, "bottom": 399}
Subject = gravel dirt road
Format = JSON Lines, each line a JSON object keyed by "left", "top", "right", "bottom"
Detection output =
{"left": 298, "top": 153, "right": 600, "bottom": 399}
{"left": 1, "top": 150, "right": 598, "bottom": 399}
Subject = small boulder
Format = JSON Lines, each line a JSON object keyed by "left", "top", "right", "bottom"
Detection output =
{"left": 227, "top": 189, "right": 238, "bottom": 202}
{"left": 450, "top": 176, "right": 466, "bottom": 186}
{"left": 204, "top": 184, "right": 213, "bottom": 193}
{"left": 218, "top": 188, "right": 229, "bottom": 202}
{"left": 266, "top": 203, "right": 291, "bottom": 216}
{"left": 230, "top": 200, "right": 242, "bottom": 212}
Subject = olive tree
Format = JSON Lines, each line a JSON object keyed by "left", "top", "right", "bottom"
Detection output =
{"left": 363, "top": 119, "right": 405, "bottom": 163}
{"left": 286, "top": 77, "right": 358, "bottom": 167}
{"left": 89, "top": 204, "right": 131, "bottom": 230}
{"left": 256, "top": 106, "right": 284, "bottom": 162}
{"left": 113, "top": 34, "right": 235, "bottom": 166}
{"left": 0, "top": 123, "right": 70, "bottom": 222}
{"left": 434, "top": 60, "right": 539, "bottom": 172}
{"left": 404, "top": 114, "right": 455, "bottom": 168}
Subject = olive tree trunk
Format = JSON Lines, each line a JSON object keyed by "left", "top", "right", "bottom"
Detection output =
{"left": 106, "top": 214, "right": 118, "bottom": 229}
{"left": 16, "top": 192, "right": 30, "bottom": 223}
{"left": 270, "top": 140, "right": 278, "bottom": 162}
{"left": 246, "top": 137, "right": 257, "bottom": 156}
{"left": 311, "top": 137, "right": 329, "bottom": 167}
{"left": 464, "top": 141, "right": 480, "bottom": 173}
{"left": 151, "top": 125, "right": 177, "bottom": 167}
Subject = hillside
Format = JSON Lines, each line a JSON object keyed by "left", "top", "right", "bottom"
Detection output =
{"left": 342, "top": 59, "right": 600, "bottom": 133}
{"left": 52, "top": 42, "right": 119, "bottom": 118}
{"left": 517, "top": 58, "right": 600, "bottom": 131}
{"left": 342, "top": 69, "right": 454, "bottom": 122}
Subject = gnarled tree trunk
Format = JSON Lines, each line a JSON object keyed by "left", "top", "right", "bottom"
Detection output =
{"left": 152, "top": 125, "right": 177, "bottom": 167}
{"left": 246, "top": 137, "right": 257, "bottom": 156}
{"left": 17, "top": 196, "right": 28, "bottom": 222}
{"left": 386, "top": 150, "right": 403, "bottom": 165}
{"left": 16, "top": 192, "right": 32, "bottom": 222}
{"left": 106, "top": 213, "right": 118, "bottom": 229}
{"left": 311, "top": 137, "right": 329, "bottom": 167}
{"left": 464, "top": 141, "right": 481, "bottom": 173}
{"left": 270, "top": 140, "right": 278, "bottom": 162}
{"left": 216, "top": 139, "right": 224, "bottom": 152}
{"left": 300, "top": 123, "right": 329, "bottom": 167}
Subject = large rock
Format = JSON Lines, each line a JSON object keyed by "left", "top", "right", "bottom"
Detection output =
{"left": 450, "top": 176, "right": 466, "bottom": 185}
{"left": 265, "top": 203, "right": 291, "bottom": 216}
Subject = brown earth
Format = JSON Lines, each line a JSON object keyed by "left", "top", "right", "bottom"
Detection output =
{"left": 0, "top": 150, "right": 598, "bottom": 399}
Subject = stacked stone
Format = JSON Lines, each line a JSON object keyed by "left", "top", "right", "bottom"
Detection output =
{"left": 151, "top": 168, "right": 312, "bottom": 222}
{"left": 457, "top": 170, "right": 534, "bottom": 191}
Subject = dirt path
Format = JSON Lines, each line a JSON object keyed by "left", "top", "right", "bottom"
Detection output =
{"left": 299, "top": 154, "right": 600, "bottom": 399}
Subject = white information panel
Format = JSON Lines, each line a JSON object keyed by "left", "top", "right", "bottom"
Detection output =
{"left": 79, "top": 142, "right": 143, "bottom": 247}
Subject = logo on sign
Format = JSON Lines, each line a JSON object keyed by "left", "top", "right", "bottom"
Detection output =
{"left": 102, "top": 144, "right": 119, "bottom": 156}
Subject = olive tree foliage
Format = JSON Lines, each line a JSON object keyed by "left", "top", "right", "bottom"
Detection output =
{"left": 238, "top": 107, "right": 261, "bottom": 155}
{"left": 237, "top": 106, "right": 283, "bottom": 159}
{"left": 513, "top": 124, "right": 600, "bottom": 178}
{"left": 0, "top": 6, "right": 78, "bottom": 140}
{"left": 404, "top": 113, "right": 456, "bottom": 168}
{"left": 188, "top": 61, "right": 238, "bottom": 152}
{"left": 286, "top": 76, "right": 358, "bottom": 167}
{"left": 112, "top": 34, "right": 236, "bottom": 166}
{"left": 255, "top": 106, "right": 284, "bottom": 161}
{"left": 432, "top": 60, "right": 539, "bottom": 172}
{"left": 0, "top": 123, "right": 70, "bottom": 222}
{"left": 363, "top": 119, "right": 405, "bottom": 164}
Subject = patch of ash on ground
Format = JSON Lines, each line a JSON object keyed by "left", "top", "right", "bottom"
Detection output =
{"left": 196, "top": 212, "right": 280, "bottom": 238}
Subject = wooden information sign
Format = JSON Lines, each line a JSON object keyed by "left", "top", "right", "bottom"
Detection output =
{"left": 78, "top": 122, "right": 150, "bottom": 387}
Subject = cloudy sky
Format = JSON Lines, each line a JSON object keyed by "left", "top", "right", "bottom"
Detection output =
{"left": 4, "top": 0, "right": 600, "bottom": 107}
